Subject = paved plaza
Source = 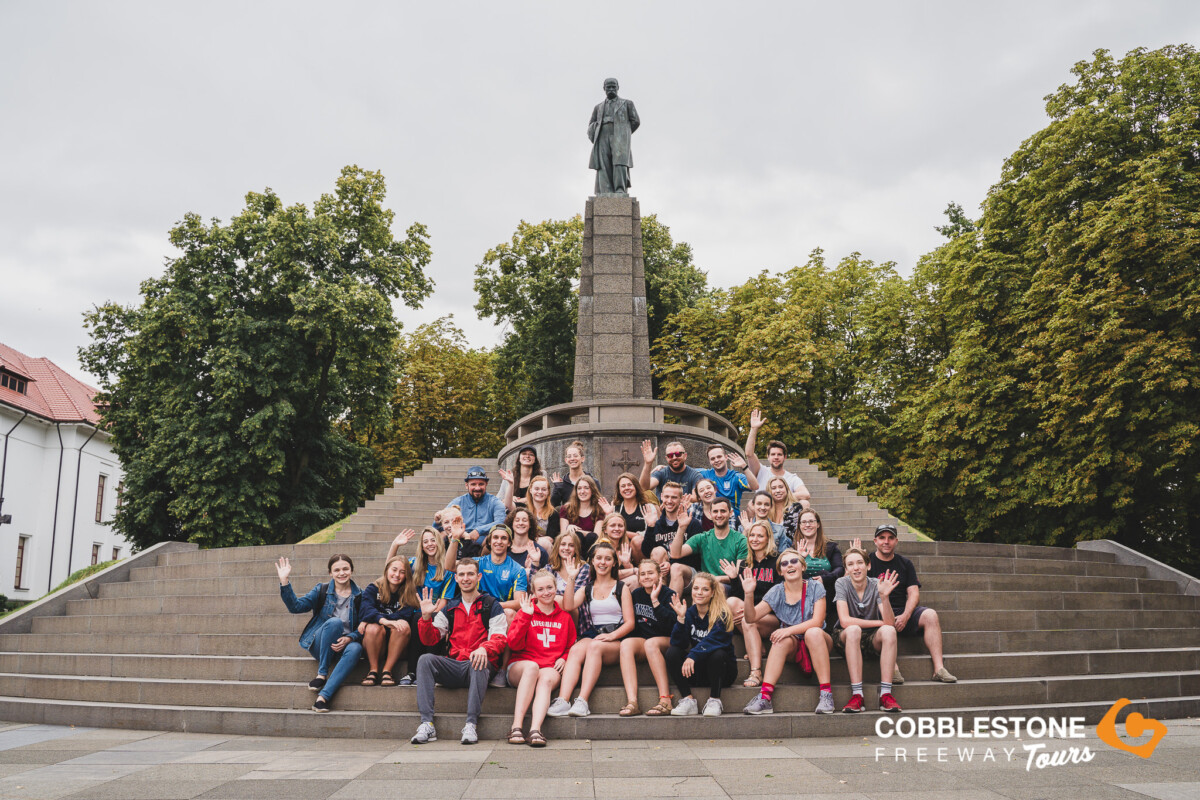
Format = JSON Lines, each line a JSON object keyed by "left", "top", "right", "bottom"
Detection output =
{"left": 0, "top": 718, "right": 1196, "bottom": 800}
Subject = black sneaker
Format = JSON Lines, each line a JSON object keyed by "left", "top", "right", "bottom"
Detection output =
{"left": 308, "top": 677, "right": 327, "bottom": 692}
{"left": 398, "top": 672, "right": 416, "bottom": 686}
{"left": 312, "top": 697, "right": 331, "bottom": 712}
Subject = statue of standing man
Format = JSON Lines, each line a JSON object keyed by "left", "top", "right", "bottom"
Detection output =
{"left": 588, "top": 78, "right": 640, "bottom": 196}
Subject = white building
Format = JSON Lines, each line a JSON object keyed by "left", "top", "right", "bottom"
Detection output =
{"left": 0, "top": 342, "right": 130, "bottom": 600}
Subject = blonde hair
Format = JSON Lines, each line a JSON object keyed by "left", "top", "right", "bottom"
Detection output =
{"left": 529, "top": 569, "right": 557, "bottom": 593}
{"left": 600, "top": 512, "right": 627, "bottom": 541}
{"left": 744, "top": 520, "right": 779, "bottom": 566}
{"left": 767, "top": 477, "right": 796, "bottom": 522}
{"left": 528, "top": 475, "right": 554, "bottom": 521}
{"left": 692, "top": 572, "right": 734, "bottom": 631}
{"left": 375, "top": 555, "right": 419, "bottom": 609}
{"left": 413, "top": 526, "right": 448, "bottom": 585}
{"left": 548, "top": 529, "right": 583, "bottom": 571}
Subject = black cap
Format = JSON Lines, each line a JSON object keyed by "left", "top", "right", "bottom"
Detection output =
{"left": 873, "top": 523, "right": 899, "bottom": 538}
{"left": 517, "top": 445, "right": 537, "bottom": 456}
{"left": 465, "top": 466, "right": 489, "bottom": 483}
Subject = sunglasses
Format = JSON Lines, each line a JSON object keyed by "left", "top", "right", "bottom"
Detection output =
{"left": 666, "top": 452, "right": 685, "bottom": 458}
{"left": 778, "top": 557, "right": 802, "bottom": 567}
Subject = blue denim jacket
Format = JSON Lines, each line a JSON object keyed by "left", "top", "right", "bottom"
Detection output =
{"left": 280, "top": 581, "right": 363, "bottom": 650}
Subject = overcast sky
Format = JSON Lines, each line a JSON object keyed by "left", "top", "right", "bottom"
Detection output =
{"left": 3, "top": 1, "right": 1198, "bottom": 384}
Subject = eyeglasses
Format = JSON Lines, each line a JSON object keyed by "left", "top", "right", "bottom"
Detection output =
{"left": 800, "top": 520, "right": 819, "bottom": 526}
{"left": 778, "top": 558, "right": 802, "bottom": 567}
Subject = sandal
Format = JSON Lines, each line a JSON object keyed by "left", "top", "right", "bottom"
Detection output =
{"left": 361, "top": 671, "right": 380, "bottom": 687}
{"left": 379, "top": 671, "right": 396, "bottom": 687}
{"left": 528, "top": 729, "right": 547, "bottom": 747}
{"left": 743, "top": 667, "right": 763, "bottom": 688}
{"left": 645, "top": 695, "right": 673, "bottom": 716}
{"left": 507, "top": 726, "right": 526, "bottom": 745}
{"left": 619, "top": 701, "right": 640, "bottom": 717}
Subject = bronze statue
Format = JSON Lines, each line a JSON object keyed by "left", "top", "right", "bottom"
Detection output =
{"left": 588, "top": 78, "right": 640, "bottom": 196}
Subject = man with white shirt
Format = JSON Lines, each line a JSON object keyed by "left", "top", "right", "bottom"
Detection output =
{"left": 744, "top": 409, "right": 811, "bottom": 507}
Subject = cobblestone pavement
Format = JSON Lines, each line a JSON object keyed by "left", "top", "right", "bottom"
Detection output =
{"left": 0, "top": 718, "right": 1196, "bottom": 799}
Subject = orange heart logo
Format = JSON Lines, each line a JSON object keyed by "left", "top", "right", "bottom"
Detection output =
{"left": 1097, "top": 699, "right": 1167, "bottom": 758}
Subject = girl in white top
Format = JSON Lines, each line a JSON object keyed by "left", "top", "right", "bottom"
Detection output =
{"left": 547, "top": 541, "right": 635, "bottom": 718}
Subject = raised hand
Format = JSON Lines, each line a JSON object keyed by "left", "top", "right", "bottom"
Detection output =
{"left": 392, "top": 529, "right": 416, "bottom": 548}
{"left": 450, "top": 517, "right": 466, "bottom": 539}
{"left": 729, "top": 452, "right": 748, "bottom": 470}
{"left": 681, "top": 492, "right": 696, "bottom": 508}
{"left": 740, "top": 566, "right": 757, "bottom": 596}
{"left": 551, "top": 471, "right": 563, "bottom": 484}
{"left": 669, "top": 593, "right": 688, "bottom": 622}
{"left": 519, "top": 594, "right": 534, "bottom": 615}
{"left": 750, "top": 408, "right": 765, "bottom": 430}
{"left": 658, "top": 560, "right": 670, "bottom": 582}
{"left": 597, "top": 496, "right": 614, "bottom": 515}
{"left": 877, "top": 569, "right": 899, "bottom": 598}
{"left": 650, "top": 580, "right": 662, "bottom": 605}
{"left": 642, "top": 503, "right": 659, "bottom": 527}
{"left": 619, "top": 543, "right": 634, "bottom": 568}
{"left": 719, "top": 558, "right": 739, "bottom": 581}
{"left": 564, "top": 556, "right": 581, "bottom": 581}
{"left": 498, "top": 468, "right": 514, "bottom": 484}
{"left": 739, "top": 509, "right": 754, "bottom": 529}
{"left": 851, "top": 537, "right": 863, "bottom": 552}
{"left": 275, "top": 557, "right": 291, "bottom": 584}
{"left": 418, "top": 587, "right": 438, "bottom": 617}
{"left": 641, "top": 439, "right": 657, "bottom": 464}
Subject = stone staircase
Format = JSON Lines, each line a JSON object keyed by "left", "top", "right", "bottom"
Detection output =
{"left": 1, "top": 457, "right": 1197, "bottom": 739}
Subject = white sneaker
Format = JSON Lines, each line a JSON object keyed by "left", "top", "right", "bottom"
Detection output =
{"left": 567, "top": 697, "right": 590, "bottom": 717}
{"left": 460, "top": 722, "right": 478, "bottom": 745}
{"left": 671, "top": 696, "right": 699, "bottom": 716}
{"left": 547, "top": 697, "right": 571, "bottom": 717}
{"left": 702, "top": 697, "right": 723, "bottom": 717}
{"left": 410, "top": 722, "right": 436, "bottom": 744}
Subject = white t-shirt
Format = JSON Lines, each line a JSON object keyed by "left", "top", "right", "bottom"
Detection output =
{"left": 756, "top": 466, "right": 804, "bottom": 495}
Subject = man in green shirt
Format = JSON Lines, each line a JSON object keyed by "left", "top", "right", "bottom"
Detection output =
{"left": 669, "top": 498, "right": 748, "bottom": 594}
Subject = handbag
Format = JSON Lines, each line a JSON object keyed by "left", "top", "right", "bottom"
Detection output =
{"left": 793, "top": 579, "right": 814, "bottom": 675}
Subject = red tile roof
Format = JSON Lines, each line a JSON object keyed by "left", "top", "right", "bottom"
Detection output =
{"left": 0, "top": 342, "right": 101, "bottom": 424}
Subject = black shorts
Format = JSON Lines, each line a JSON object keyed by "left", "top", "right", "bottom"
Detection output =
{"left": 898, "top": 606, "right": 930, "bottom": 637}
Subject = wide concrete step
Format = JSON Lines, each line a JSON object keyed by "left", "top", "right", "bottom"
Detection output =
{"left": 7, "top": 669, "right": 1199, "bottom": 715}
{"left": 8, "top": 625, "right": 1200, "bottom": 658}
{"left": 66, "top": 588, "right": 1200, "bottom": 618}
{"left": 5, "top": 647, "right": 1196, "bottom": 685}
{"left": 158, "top": 537, "right": 1108, "bottom": 566}
{"left": 96, "top": 572, "right": 1177, "bottom": 601}
{"left": 4, "top": 693, "right": 1198, "bottom": 740}
{"left": 127, "top": 553, "right": 1141, "bottom": 582}
{"left": 29, "top": 607, "right": 1200, "bottom": 637}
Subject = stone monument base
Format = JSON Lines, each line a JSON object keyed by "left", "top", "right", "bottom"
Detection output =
{"left": 497, "top": 398, "right": 742, "bottom": 494}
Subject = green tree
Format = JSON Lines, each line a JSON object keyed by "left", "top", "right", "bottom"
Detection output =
{"left": 371, "top": 317, "right": 519, "bottom": 480}
{"left": 474, "top": 214, "right": 708, "bottom": 415}
{"left": 81, "top": 167, "right": 432, "bottom": 549}
{"left": 890, "top": 46, "right": 1200, "bottom": 569}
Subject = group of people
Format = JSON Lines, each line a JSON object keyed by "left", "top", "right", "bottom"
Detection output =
{"left": 278, "top": 421, "right": 956, "bottom": 746}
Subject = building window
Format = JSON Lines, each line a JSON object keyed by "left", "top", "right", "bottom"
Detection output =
{"left": 0, "top": 371, "right": 27, "bottom": 394}
{"left": 91, "top": 543, "right": 101, "bottom": 566}
{"left": 15, "top": 535, "right": 29, "bottom": 589}
{"left": 112, "top": 546, "right": 121, "bottom": 561}
{"left": 95, "top": 475, "right": 107, "bottom": 523}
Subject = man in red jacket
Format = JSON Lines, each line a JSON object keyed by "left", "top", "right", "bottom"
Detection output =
{"left": 411, "top": 559, "right": 509, "bottom": 745}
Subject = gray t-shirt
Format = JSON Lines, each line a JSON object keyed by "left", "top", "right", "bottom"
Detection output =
{"left": 762, "top": 580, "right": 825, "bottom": 627}
{"left": 834, "top": 576, "right": 884, "bottom": 622}
{"left": 334, "top": 592, "right": 354, "bottom": 635}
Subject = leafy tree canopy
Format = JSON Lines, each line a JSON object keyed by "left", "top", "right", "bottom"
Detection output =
{"left": 474, "top": 214, "right": 709, "bottom": 416}
{"left": 81, "top": 166, "right": 432, "bottom": 549}
{"left": 369, "top": 316, "right": 519, "bottom": 480}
